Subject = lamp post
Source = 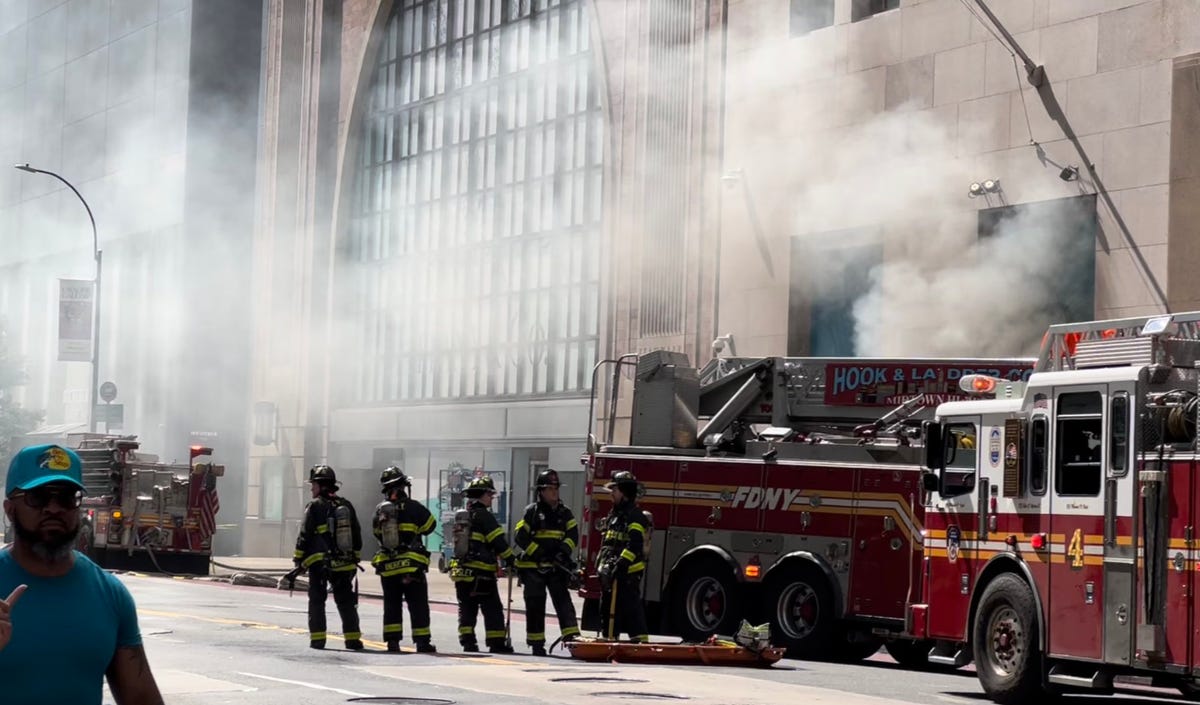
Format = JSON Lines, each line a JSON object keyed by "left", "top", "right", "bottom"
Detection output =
{"left": 14, "top": 164, "right": 101, "bottom": 433}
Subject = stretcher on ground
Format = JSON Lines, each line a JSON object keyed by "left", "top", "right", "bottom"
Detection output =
{"left": 560, "top": 621, "right": 784, "bottom": 667}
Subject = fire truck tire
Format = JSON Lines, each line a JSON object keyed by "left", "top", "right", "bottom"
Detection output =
{"left": 764, "top": 563, "right": 836, "bottom": 660}
{"left": 972, "top": 574, "right": 1043, "bottom": 705}
{"left": 884, "top": 639, "right": 935, "bottom": 669}
{"left": 669, "top": 556, "right": 741, "bottom": 641}
{"left": 832, "top": 631, "right": 882, "bottom": 662}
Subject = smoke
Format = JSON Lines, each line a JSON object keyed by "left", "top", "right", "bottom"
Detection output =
{"left": 852, "top": 201, "right": 1093, "bottom": 356}
{"left": 720, "top": 5, "right": 1097, "bottom": 360}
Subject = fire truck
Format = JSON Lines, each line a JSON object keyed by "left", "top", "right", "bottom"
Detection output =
{"left": 578, "top": 348, "right": 1033, "bottom": 664}
{"left": 70, "top": 434, "right": 224, "bottom": 575}
{"left": 915, "top": 311, "right": 1200, "bottom": 703}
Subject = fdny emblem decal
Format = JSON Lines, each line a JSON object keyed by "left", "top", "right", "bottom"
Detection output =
{"left": 989, "top": 428, "right": 1001, "bottom": 467}
{"left": 730, "top": 487, "right": 804, "bottom": 511}
{"left": 40, "top": 447, "right": 72, "bottom": 471}
{"left": 947, "top": 525, "right": 961, "bottom": 563}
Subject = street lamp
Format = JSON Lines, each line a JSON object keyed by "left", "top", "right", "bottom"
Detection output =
{"left": 14, "top": 163, "right": 102, "bottom": 433}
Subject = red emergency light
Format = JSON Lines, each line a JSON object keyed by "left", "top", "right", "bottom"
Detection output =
{"left": 959, "top": 375, "right": 999, "bottom": 394}
{"left": 189, "top": 446, "right": 213, "bottom": 460}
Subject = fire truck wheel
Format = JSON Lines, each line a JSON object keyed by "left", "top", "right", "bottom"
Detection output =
{"left": 884, "top": 639, "right": 936, "bottom": 669}
{"left": 832, "top": 631, "right": 881, "bottom": 662}
{"left": 765, "top": 563, "right": 835, "bottom": 660}
{"left": 973, "top": 574, "right": 1043, "bottom": 704}
{"left": 669, "top": 556, "right": 741, "bottom": 641}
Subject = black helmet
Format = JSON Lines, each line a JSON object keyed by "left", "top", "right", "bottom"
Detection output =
{"left": 535, "top": 469, "right": 560, "bottom": 489}
{"left": 606, "top": 470, "right": 638, "bottom": 496}
{"left": 309, "top": 464, "right": 337, "bottom": 485}
{"left": 464, "top": 475, "right": 496, "bottom": 498}
{"left": 380, "top": 465, "right": 410, "bottom": 491}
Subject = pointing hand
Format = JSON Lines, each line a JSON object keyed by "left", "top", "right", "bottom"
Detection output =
{"left": 0, "top": 585, "right": 27, "bottom": 652}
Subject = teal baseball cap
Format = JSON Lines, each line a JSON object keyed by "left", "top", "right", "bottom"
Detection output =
{"left": 5, "top": 444, "right": 86, "bottom": 497}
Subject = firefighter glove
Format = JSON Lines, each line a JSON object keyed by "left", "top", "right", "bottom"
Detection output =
{"left": 598, "top": 560, "right": 616, "bottom": 589}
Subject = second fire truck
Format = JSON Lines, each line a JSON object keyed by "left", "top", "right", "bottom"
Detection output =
{"left": 578, "top": 347, "right": 1033, "bottom": 664}
{"left": 915, "top": 312, "right": 1200, "bottom": 702}
{"left": 71, "top": 434, "right": 224, "bottom": 575}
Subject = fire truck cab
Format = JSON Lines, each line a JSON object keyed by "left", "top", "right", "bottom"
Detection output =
{"left": 916, "top": 312, "right": 1200, "bottom": 702}
{"left": 580, "top": 349, "right": 1032, "bottom": 663}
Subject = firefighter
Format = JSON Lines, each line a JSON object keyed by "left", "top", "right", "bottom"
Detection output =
{"left": 371, "top": 466, "right": 438, "bottom": 653}
{"left": 293, "top": 464, "right": 363, "bottom": 650}
{"left": 450, "top": 475, "right": 515, "bottom": 653}
{"left": 597, "top": 470, "right": 649, "bottom": 643}
{"left": 513, "top": 469, "right": 582, "bottom": 656}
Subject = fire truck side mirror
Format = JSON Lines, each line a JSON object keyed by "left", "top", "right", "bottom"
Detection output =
{"left": 923, "top": 421, "right": 945, "bottom": 471}
{"left": 922, "top": 471, "right": 939, "bottom": 493}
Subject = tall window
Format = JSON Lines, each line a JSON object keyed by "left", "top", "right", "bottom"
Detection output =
{"left": 345, "top": 0, "right": 604, "bottom": 403}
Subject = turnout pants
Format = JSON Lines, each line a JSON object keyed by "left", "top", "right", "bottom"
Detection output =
{"left": 308, "top": 563, "right": 361, "bottom": 644}
{"left": 381, "top": 572, "right": 433, "bottom": 645}
{"left": 455, "top": 577, "right": 507, "bottom": 648}
{"left": 521, "top": 568, "right": 580, "bottom": 645}
{"left": 600, "top": 572, "right": 648, "bottom": 643}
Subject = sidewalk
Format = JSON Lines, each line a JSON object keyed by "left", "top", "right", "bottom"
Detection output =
{"left": 208, "top": 556, "right": 585, "bottom": 616}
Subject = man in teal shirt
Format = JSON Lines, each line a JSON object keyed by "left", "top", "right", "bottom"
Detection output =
{"left": 0, "top": 444, "right": 164, "bottom": 704}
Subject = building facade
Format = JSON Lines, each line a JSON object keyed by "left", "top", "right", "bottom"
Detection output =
{"left": 248, "top": 0, "right": 1200, "bottom": 556}
{"left": 0, "top": 0, "right": 262, "bottom": 554}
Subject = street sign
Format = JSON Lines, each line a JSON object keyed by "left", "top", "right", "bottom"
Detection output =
{"left": 99, "top": 381, "right": 118, "bottom": 403}
{"left": 94, "top": 403, "right": 124, "bottom": 428}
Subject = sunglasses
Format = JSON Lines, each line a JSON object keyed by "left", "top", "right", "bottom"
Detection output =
{"left": 10, "top": 487, "right": 84, "bottom": 510}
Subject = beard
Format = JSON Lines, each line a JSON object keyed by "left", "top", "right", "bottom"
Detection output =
{"left": 13, "top": 514, "right": 81, "bottom": 563}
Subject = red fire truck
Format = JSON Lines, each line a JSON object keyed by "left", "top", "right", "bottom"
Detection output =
{"left": 914, "top": 312, "right": 1200, "bottom": 702}
{"left": 578, "top": 349, "right": 1033, "bottom": 664}
{"left": 70, "top": 434, "right": 224, "bottom": 575}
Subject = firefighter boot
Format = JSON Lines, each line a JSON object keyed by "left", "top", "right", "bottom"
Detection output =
{"left": 489, "top": 643, "right": 515, "bottom": 654}
{"left": 531, "top": 643, "right": 547, "bottom": 657}
{"left": 310, "top": 639, "right": 326, "bottom": 650}
{"left": 462, "top": 642, "right": 479, "bottom": 653}
{"left": 345, "top": 639, "right": 365, "bottom": 651}
{"left": 386, "top": 640, "right": 401, "bottom": 653}
{"left": 416, "top": 641, "right": 437, "bottom": 654}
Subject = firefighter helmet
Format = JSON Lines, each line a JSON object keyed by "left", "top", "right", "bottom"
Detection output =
{"left": 535, "top": 469, "right": 560, "bottom": 489}
{"left": 380, "top": 465, "right": 410, "bottom": 491}
{"left": 464, "top": 475, "right": 496, "bottom": 497}
{"left": 309, "top": 464, "right": 337, "bottom": 485}
{"left": 606, "top": 470, "right": 638, "bottom": 495}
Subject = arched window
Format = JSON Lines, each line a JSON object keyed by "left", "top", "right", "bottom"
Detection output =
{"left": 344, "top": 0, "right": 604, "bottom": 403}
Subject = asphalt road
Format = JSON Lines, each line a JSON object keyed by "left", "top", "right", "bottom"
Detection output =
{"left": 99, "top": 574, "right": 1194, "bottom": 705}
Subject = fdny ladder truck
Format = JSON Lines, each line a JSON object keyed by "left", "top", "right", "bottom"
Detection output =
{"left": 578, "top": 349, "right": 1033, "bottom": 663}
{"left": 71, "top": 434, "right": 224, "bottom": 575}
{"left": 917, "top": 312, "right": 1200, "bottom": 703}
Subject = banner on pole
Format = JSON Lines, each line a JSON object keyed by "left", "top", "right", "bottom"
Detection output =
{"left": 58, "top": 279, "right": 94, "bottom": 362}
